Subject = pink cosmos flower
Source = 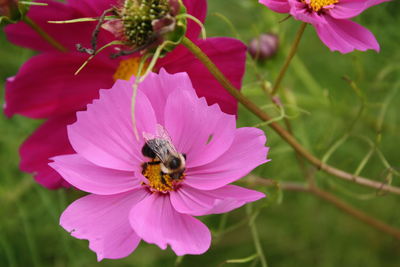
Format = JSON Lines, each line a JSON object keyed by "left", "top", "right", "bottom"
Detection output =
{"left": 259, "top": 0, "right": 390, "bottom": 53}
{"left": 4, "top": 0, "right": 246, "bottom": 189}
{"left": 49, "top": 70, "right": 269, "bottom": 260}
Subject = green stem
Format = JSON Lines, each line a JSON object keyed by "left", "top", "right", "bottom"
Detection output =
{"left": 23, "top": 16, "right": 67, "bottom": 52}
{"left": 180, "top": 36, "right": 400, "bottom": 195}
{"left": 246, "top": 205, "right": 268, "bottom": 267}
{"left": 271, "top": 22, "right": 307, "bottom": 96}
{"left": 249, "top": 176, "right": 400, "bottom": 241}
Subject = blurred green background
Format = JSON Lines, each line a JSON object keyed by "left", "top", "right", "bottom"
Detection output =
{"left": 1, "top": 0, "right": 400, "bottom": 266}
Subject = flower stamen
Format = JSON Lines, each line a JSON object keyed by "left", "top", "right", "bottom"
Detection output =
{"left": 142, "top": 160, "right": 184, "bottom": 192}
{"left": 113, "top": 57, "right": 149, "bottom": 81}
{"left": 303, "top": 0, "right": 339, "bottom": 12}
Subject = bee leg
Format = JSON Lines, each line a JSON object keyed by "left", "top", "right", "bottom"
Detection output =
{"left": 141, "top": 162, "right": 148, "bottom": 175}
{"left": 161, "top": 173, "right": 168, "bottom": 185}
{"left": 171, "top": 172, "right": 182, "bottom": 180}
{"left": 147, "top": 161, "right": 161, "bottom": 165}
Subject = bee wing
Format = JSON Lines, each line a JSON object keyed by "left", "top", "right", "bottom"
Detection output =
{"left": 142, "top": 124, "right": 179, "bottom": 162}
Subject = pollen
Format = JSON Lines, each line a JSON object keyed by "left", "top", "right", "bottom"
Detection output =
{"left": 113, "top": 57, "right": 149, "bottom": 81}
{"left": 142, "top": 160, "right": 184, "bottom": 192}
{"left": 304, "top": 0, "right": 339, "bottom": 12}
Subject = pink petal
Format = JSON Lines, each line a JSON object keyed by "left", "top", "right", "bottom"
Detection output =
{"left": 4, "top": 52, "right": 116, "bottom": 119}
{"left": 314, "top": 17, "right": 380, "bottom": 53}
{"left": 60, "top": 190, "right": 149, "bottom": 261}
{"left": 185, "top": 127, "right": 269, "bottom": 190}
{"left": 157, "top": 37, "right": 247, "bottom": 115}
{"left": 68, "top": 79, "right": 157, "bottom": 171}
{"left": 50, "top": 154, "right": 141, "bottom": 195}
{"left": 139, "top": 69, "right": 194, "bottom": 124}
{"left": 130, "top": 193, "right": 211, "bottom": 255}
{"left": 287, "top": 0, "right": 325, "bottom": 24}
{"left": 170, "top": 185, "right": 265, "bottom": 216}
{"left": 170, "top": 185, "right": 216, "bottom": 216}
{"left": 182, "top": 0, "right": 207, "bottom": 40}
{"left": 259, "top": 0, "right": 290, "bottom": 13}
{"left": 20, "top": 115, "right": 76, "bottom": 189}
{"left": 163, "top": 87, "right": 236, "bottom": 168}
{"left": 4, "top": 0, "right": 112, "bottom": 52}
{"left": 330, "top": 0, "right": 390, "bottom": 19}
{"left": 205, "top": 185, "right": 265, "bottom": 214}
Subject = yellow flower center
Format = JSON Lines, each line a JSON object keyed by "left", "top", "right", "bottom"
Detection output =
{"left": 304, "top": 0, "right": 339, "bottom": 12}
{"left": 113, "top": 57, "right": 149, "bottom": 81}
{"left": 142, "top": 160, "right": 185, "bottom": 192}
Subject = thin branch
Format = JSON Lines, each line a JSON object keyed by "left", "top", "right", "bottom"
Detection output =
{"left": 247, "top": 205, "right": 268, "bottom": 267}
{"left": 271, "top": 22, "right": 307, "bottom": 96}
{"left": 247, "top": 176, "right": 400, "bottom": 241}
{"left": 180, "top": 36, "right": 400, "bottom": 196}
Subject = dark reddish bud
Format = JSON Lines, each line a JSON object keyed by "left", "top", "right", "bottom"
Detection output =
{"left": 248, "top": 33, "right": 279, "bottom": 61}
{"left": 0, "top": 0, "right": 18, "bottom": 19}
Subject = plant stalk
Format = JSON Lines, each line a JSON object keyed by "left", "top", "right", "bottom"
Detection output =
{"left": 271, "top": 22, "right": 307, "bottom": 96}
{"left": 180, "top": 36, "right": 400, "bottom": 195}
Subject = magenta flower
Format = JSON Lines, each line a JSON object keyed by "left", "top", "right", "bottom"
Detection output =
{"left": 49, "top": 70, "right": 269, "bottom": 259}
{"left": 259, "top": 0, "right": 390, "bottom": 53}
{"left": 4, "top": 0, "right": 246, "bottom": 189}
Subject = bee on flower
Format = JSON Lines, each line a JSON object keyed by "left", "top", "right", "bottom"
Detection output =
{"left": 4, "top": 0, "right": 247, "bottom": 189}
{"left": 49, "top": 70, "right": 269, "bottom": 259}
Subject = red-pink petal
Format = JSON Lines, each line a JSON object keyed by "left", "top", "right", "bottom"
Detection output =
{"left": 157, "top": 37, "right": 247, "bottom": 115}
{"left": 50, "top": 154, "right": 141, "bottom": 195}
{"left": 185, "top": 128, "right": 269, "bottom": 190}
{"left": 60, "top": 190, "right": 148, "bottom": 261}
{"left": 67, "top": 0, "right": 116, "bottom": 16}
{"left": 182, "top": 0, "right": 207, "bottom": 40}
{"left": 4, "top": 52, "right": 116, "bottom": 119}
{"left": 4, "top": 0, "right": 111, "bottom": 52}
{"left": 20, "top": 115, "right": 76, "bottom": 189}
{"left": 129, "top": 193, "right": 211, "bottom": 255}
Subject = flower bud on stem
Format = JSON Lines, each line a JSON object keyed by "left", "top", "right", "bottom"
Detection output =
{"left": 180, "top": 36, "right": 400, "bottom": 196}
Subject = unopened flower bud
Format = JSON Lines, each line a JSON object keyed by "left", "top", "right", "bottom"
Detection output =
{"left": 248, "top": 33, "right": 279, "bottom": 61}
{"left": 0, "top": 0, "right": 19, "bottom": 23}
